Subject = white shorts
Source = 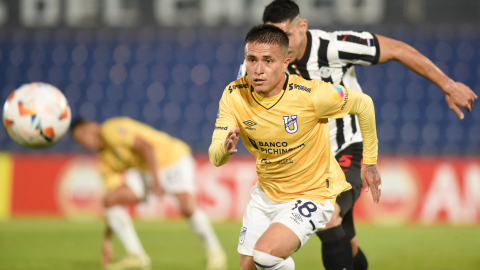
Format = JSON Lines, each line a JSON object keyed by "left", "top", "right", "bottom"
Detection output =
{"left": 237, "top": 183, "right": 334, "bottom": 256}
{"left": 124, "top": 155, "right": 196, "bottom": 199}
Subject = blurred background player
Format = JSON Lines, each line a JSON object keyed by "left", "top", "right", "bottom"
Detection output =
{"left": 71, "top": 117, "right": 227, "bottom": 270}
{"left": 237, "top": 1, "right": 477, "bottom": 270}
{"left": 211, "top": 24, "right": 381, "bottom": 270}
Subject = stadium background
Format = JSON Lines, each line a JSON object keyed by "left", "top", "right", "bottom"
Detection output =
{"left": 0, "top": 1, "right": 479, "bottom": 269}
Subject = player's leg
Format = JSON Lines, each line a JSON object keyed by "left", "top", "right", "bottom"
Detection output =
{"left": 240, "top": 254, "right": 257, "bottom": 270}
{"left": 175, "top": 191, "right": 225, "bottom": 252}
{"left": 238, "top": 184, "right": 280, "bottom": 270}
{"left": 104, "top": 170, "right": 150, "bottom": 270}
{"left": 341, "top": 143, "right": 368, "bottom": 270}
{"left": 253, "top": 197, "right": 335, "bottom": 270}
{"left": 316, "top": 191, "right": 353, "bottom": 270}
{"left": 316, "top": 142, "right": 367, "bottom": 270}
{"left": 104, "top": 184, "right": 145, "bottom": 256}
{"left": 353, "top": 243, "right": 368, "bottom": 270}
{"left": 342, "top": 211, "right": 368, "bottom": 270}
{"left": 252, "top": 223, "right": 298, "bottom": 270}
{"left": 162, "top": 155, "right": 226, "bottom": 270}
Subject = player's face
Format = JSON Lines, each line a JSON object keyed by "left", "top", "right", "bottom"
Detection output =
{"left": 245, "top": 42, "right": 290, "bottom": 96}
{"left": 268, "top": 18, "right": 308, "bottom": 63}
{"left": 72, "top": 122, "right": 104, "bottom": 151}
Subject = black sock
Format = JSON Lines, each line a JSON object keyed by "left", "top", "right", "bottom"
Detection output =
{"left": 316, "top": 225, "right": 353, "bottom": 270}
{"left": 353, "top": 247, "right": 368, "bottom": 270}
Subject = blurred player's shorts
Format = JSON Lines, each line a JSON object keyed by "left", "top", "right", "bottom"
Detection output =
{"left": 124, "top": 155, "right": 196, "bottom": 198}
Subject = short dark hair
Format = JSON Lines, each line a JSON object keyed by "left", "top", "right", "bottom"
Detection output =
{"left": 70, "top": 117, "right": 88, "bottom": 133}
{"left": 244, "top": 24, "right": 289, "bottom": 55}
{"left": 263, "top": 0, "right": 300, "bottom": 24}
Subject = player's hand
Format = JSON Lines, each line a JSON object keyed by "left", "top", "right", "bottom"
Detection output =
{"left": 361, "top": 164, "right": 382, "bottom": 204}
{"left": 444, "top": 81, "right": 477, "bottom": 119}
{"left": 149, "top": 179, "right": 164, "bottom": 197}
{"left": 101, "top": 237, "right": 114, "bottom": 267}
{"left": 224, "top": 127, "right": 240, "bottom": 155}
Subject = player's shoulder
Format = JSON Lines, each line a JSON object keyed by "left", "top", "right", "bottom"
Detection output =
{"left": 102, "top": 117, "right": 133, "bottom": 127}
{"left": 308, "top": 29, "right": 338, "bottom": 41}
{"left": 101, "top": 117, "right": 136, "bottom": 134}
{"left": 309, "top": 28, "right": 374, "bottom": 39}
{"left": 289, "top": 75, "right": 339, "bottom": 96}
{"left": 308, "top": 29, "right": 330, "bottom": 37}
{"left": 225, "top": 76, "right": 250, "bottom": 95}
{"left": 288, "top": 74, "right": 318, "bottom": 94}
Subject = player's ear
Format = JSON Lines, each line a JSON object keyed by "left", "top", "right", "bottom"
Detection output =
{"left": 299, "top": 18, "right": 308, "bottom": 32}
{"left": 283, "top": 54, "right": 290, "bottom": 70}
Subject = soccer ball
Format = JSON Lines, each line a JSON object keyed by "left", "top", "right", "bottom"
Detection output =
{"left": 3, "top": 82, "right": 71, "bottom": 148}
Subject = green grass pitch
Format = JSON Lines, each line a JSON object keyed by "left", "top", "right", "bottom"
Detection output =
{"left": 0, "top": 220, "right": 479, "bottom": 269}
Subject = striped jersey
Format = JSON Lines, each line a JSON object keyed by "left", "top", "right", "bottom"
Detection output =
{"left": 238, "top": 30, "right": 380, "bottom": 155}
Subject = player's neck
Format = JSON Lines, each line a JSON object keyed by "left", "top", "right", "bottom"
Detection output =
{"left": 256, "top": 74, "right": 286, "bottom": 98}
{"left": 295, "top": 32, "right": 308, "bottom": 62}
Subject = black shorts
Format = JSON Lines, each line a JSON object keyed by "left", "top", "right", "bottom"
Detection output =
{"left": 335, "top": 142, "right": 363, "bottom": 239}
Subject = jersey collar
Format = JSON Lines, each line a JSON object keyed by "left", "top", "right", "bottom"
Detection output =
{"left": 250, "top": 73, "right": 289, "bottom": 110}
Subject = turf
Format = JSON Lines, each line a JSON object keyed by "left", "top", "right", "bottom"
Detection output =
{"left": 0, "top": 220, "right": 479, "bottom": 270}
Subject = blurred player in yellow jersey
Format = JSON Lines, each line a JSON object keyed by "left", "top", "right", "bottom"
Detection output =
{"left": 71, "top": 117, "right": 227, "bottom": 270}
{"left": 209, "top": 25, "right": 381, "bottom": 270}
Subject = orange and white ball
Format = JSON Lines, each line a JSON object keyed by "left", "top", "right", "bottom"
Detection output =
{"left": 3, "top": 82, "right": 71, "bottom": 148}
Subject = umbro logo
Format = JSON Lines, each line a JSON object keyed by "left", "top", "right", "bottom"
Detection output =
{"left": 292, "top": 213, "right": 303, "bottom": 222}
{"left": 243, "top": 120, "right": 257, "bottom": 130}
{"left": 290, "top": 213, "right": 303, "bottom": 225}
{"left": 243, "top": 120, "right": 256, "bottom": 127}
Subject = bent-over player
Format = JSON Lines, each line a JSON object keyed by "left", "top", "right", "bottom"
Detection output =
{"left": 71, "top": 117, "right": 227, "bottom": 270}
{"left": 237, "top": 1, "right": 477, "bottom": 269}
{"left": 210, "top": 24, "right": 381, "bottom": 270}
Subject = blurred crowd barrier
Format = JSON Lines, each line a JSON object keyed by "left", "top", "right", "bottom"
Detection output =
{"left": 0, "top": 25, "right": 480, "bottom": 155}
{"left": 1, "top": 153, "right": 479, "bottom": 224}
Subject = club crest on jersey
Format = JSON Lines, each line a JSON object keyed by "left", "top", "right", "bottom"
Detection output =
{"left": 283, "top": 115, "right": 298, "bottom": 134}
{"left": 319, "top": 66, "right": 333, "bottom": 78}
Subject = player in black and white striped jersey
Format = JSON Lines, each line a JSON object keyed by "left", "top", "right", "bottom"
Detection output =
{"left": 237, "top": 1, "right": 477, "bottom": 270}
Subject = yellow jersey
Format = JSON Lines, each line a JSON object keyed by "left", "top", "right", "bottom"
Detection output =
{"left": 99, "top": 117, "right": 191, "bottom": 190}
{"left": 209, "top": 74, "right": 377, "bottom": 204}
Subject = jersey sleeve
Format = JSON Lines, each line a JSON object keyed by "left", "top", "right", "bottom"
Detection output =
{"left": 347, "top": 90, "right": 378, "bottom": 164}
{"left": 101, "top": 119, "right": 136, "bottom": 148}
{"left": 313, "top": 82, "right": 355, "bottom": 119}
{"left": 208, "top": 88, "right": 238, "bottom": 167}
{"left": 313, "top": 81, "right": 378, "bottom": 164}
{"left": 237, "top": 60, "right": 247, "bottom": 79}
{"left": 330, "top": 31, "right": 380, "bottom": 66}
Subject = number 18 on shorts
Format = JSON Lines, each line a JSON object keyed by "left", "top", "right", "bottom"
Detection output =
{"left": 237, "top": 184, "right": 335, "bottom": 256}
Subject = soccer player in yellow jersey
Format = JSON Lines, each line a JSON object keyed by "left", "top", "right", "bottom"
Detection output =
{"left": 238, "top": 2, "right": 477, "bottom": 270}
{"left": 71, "top": 117, "right": 227, "bottom": 270}
{"left": 209, "top": 24, "right": 381, "bottom": 270}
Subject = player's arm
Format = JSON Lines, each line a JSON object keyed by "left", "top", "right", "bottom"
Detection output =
{"left": 314, "top": 82, "right": 381, "bottom": 203}
{"left": 347, "top": 92, "right": 382, "bottom": 204}
{"left": 208, "top": 89, "right": 239, "bottom": 167}
{"left": 376, "top": 34, "right": 477, "bottom": 119}
{"left": 132, "top": 136, "right": 163, "bottom": 195}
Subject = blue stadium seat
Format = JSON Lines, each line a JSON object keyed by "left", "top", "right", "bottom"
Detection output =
{"left": 0, "top": 26, "right": 478, "bottom": 155}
